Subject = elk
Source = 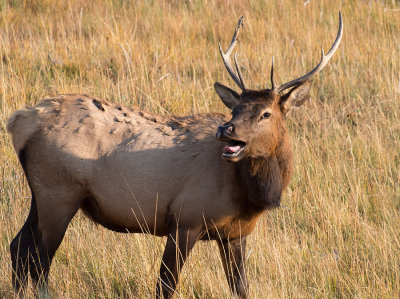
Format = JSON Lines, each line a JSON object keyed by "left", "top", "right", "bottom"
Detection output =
{"left": 8, "top": 13, "right": 342, "bottom": 299}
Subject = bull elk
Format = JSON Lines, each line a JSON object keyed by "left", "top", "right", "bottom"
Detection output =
{"left": 8, "top": 13, "right": 342, "bottom": 298}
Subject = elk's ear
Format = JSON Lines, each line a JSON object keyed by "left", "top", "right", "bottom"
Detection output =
{"left": 214, "top": 82, "right": 240, "bottom": 109}
{"left": 279, "top": 80, "right": 313, "bottom": 114}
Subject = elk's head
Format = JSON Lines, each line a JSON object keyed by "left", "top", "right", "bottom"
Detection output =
{"left": 215, "top": 14, "right": 343, "bottom": 162}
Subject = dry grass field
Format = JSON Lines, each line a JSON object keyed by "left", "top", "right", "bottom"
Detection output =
{"left": 1, "top": 0, "right": 400, "bottom": 298}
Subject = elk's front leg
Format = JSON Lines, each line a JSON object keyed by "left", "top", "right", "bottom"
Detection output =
{"left": 217, "top": 237, "right": 248, "bottom": 299}
{"left": 156, "top": 226, "right": 199, "bottom": 299}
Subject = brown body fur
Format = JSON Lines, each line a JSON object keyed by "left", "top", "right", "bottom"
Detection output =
{"left": 8, "top": 94, "right": 291, "bottom": 236}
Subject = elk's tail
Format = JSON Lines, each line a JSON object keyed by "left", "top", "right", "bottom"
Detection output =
{"left": 7, "top": 107, "right": 40, "bottom": 156}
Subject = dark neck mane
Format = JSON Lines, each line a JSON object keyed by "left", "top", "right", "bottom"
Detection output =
{"left": 237, "top": 142, "right": 293, "bottom": 215}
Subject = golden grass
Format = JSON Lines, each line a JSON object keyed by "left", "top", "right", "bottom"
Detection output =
{"left": 1, "top": 0, "right": 399, "bottom": 298}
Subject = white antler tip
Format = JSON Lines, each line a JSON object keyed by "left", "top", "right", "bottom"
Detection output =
{"left": 218, "top": 43, "right": 224, "bottom": 55}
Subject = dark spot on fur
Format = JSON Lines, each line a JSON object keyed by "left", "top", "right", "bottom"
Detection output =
{"left": 117, "top": 106, "right": 122, "bottom": 111}
{"left": 92, "top": 99, "right": 105, "bottom": 111}
{"left": 123, "top": 113, "right": 127, "bottom": 117}
{"left": 114, "top": 117, "right": 121, "bottom": 122}
{"left": 167, "top": 121, "right": 183, "bottom": 130}
{"left": 79, "top": 115, "right": 90, "bottom": 123}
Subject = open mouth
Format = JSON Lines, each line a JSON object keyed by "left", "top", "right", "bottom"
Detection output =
{"left": 222, "top": 140, "right": 247, "bottom": 159}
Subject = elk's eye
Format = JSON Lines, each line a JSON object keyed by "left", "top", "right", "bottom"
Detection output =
{"left": 261, "top": 112, "right": 271, "bottom": 119}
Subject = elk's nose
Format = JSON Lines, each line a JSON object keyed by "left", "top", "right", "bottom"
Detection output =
{"left": 224, "top": 122, "right": 234, "bottom": 133}
{"left": 216, "top": 122, "right": 234, "bottom": 140}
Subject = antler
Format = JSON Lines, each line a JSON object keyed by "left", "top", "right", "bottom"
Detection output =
{"left": 270, "top": 57, "right": 275, "bottom": 90}
{"left": 218, "top": 16, "right": 247, "bottom": 91}
{"left": 275, "top": 12, "right": 343, "bottom": 94}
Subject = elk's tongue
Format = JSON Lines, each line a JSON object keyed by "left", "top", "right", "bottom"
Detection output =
{"left": 224, "top": 145, "right": 241, "bottom": 153}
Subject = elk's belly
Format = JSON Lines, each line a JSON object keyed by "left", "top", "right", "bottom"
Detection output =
{"left": 81, "top": 157, "right": 181, "bottom": 236}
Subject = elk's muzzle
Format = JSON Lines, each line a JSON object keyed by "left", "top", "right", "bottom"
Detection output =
{"left": 216, "top": 122, "right": 246, "bottom": 162}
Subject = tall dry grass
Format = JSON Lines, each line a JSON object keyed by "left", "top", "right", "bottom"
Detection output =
{"left": 1, "top": 0, "right": 399, "bottom": 298}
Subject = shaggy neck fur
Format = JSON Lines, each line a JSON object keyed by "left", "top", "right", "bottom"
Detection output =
{"left": 237, "top": 134, "right": 293, "bottom": 216}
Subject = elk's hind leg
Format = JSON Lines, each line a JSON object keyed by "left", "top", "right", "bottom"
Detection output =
{"left": 10, "top": 140, "right": 82, "bottom": 295}
{"left": 217, "top": 237, "right": 248, "bottom": 299}
{"left": 10, "top": 193, "right": 39, "bottom": 293}
{"left": 10, "top": 186, "right": 81, "bottom": 294}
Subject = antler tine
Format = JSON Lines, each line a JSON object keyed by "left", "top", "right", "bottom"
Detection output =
{"left": 234, "top": 53, "right": 247, "bottom": 90}
{"left": 270, "top": 56, "right": 275, "bottom": 90}
{"left": 276, "top": 12, "right": 343, "bottom": 94}
{"left": 218, "top": 16, "right": 247, "bottom": 91}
